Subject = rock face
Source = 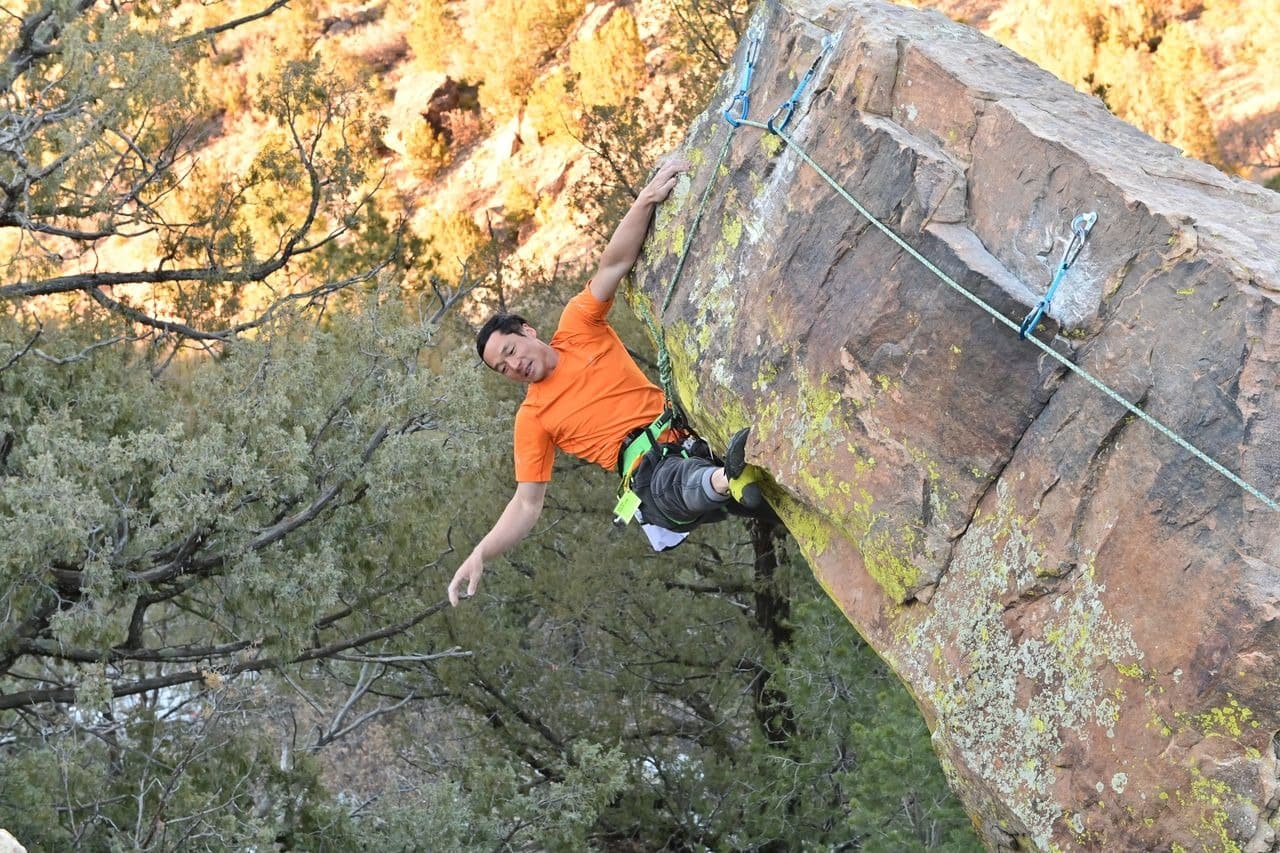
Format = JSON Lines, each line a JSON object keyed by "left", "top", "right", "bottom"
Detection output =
{"left": 631, "top": 1, "right": 1280, "bottom": 849}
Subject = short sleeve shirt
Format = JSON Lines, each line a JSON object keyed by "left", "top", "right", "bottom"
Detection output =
{"left": 513, "top": 284, "right": 666, "bottom": 482}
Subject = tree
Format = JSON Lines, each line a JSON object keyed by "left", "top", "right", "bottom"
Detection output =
{"left": 1, "top": 0, "right": 397, "bottom": 341}
{"left": 0, "top": 1, "right": 483, "bottom": 846}
{"left": 460, "top": 0, "right": 589, "bottom": 117}
{"left": 669, "top": 0, "right": 751, "bottom": 72}
{"left": 569, "top": 6, "right": 647, "bottom": 109}
{"left": 987, "top": 0, "right": 1223, "bottom": 166}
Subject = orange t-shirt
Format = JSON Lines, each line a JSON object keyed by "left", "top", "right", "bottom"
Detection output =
{"left": 513, "top": 284, "right": 666, "bottom": 482}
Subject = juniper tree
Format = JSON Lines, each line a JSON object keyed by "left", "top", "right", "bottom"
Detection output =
{"left": 0, "top": 0, "right": 470, "bottom": 845}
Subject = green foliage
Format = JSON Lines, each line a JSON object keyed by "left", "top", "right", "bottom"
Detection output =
{"left": 0, "top": 288, "right": 491, "bottom": 843}
{"left": 570, "top": 86, "right": 703, "bottom": 243}
{"left": 569, "top": 6, "right": 648, "bottom": 108}
{"left": 742, "top": 594, "right": 978, "bottom": 849}
{"left": 0, "top": 686, "right": 363, "bottom": 850}
{"left": 462, "top": 0, "right": 589, "bottom": 116}
{"left": 987, "top": 0, "right": 1222, "bottom": 164}
{"left": 405, "top": 121, "right": 454, "bottom": 179}
{"left": 525, "top": 68, "right": 584, "bottom": 142}
{"left": 0, "top": 3, "right": 194, "bottom": 284}
{"left": 401, "top": 485, "right": 979, "bottom": 848}
{"left": 403, "top": 0, "right": 464, "bottom": 76}
{"left": 667, "top": 0, "right": 752, "bottom": 74}
{"left": 419, "top": 207, "right": 487, "bottom": 280}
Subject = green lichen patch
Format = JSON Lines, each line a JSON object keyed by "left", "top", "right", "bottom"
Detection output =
{"left": 778, "top": 493, "right": 834, "bottom": 559}
{"left": 1160, "top": 767, "right": 1253, "bottom": 853}
{"left": 896, "top": 482, "right": 1144, "bottom": 848}
{"left": 1182, "top": 696, "right": 1258, "bottom": 739}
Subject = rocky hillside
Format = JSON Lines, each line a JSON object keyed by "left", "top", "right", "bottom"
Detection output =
{"left": 193, "top": 0, "right": 1278, "bottom": 292}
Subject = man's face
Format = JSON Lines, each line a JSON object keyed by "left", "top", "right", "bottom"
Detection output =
{"left": 482, "top": 325, "right": 554, "bottom": 384}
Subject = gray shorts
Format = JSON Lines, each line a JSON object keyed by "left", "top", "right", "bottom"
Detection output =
{"left": 629, "top": 451, "right": 729, "bottom": 531}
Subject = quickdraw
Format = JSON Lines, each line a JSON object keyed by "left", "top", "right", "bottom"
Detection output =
{"left": 1018, "top": 211, "right": 1099, "bottom": 339}
{"left": 767, "top": 35, "right": 834, "bottom": 134}
{"left": 723, "top": 32, "right": 762, "bottom": 127}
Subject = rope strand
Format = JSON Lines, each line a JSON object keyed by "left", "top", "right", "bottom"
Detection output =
{"left": 643, "top": 130, "right": 736, "bottom": 408}
{"left": 732, "top": 116, "right": 1278, "bottom": 513}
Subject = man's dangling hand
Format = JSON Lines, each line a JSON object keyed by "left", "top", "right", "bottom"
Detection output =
{"left": 447, "top": 550, "right": 484, "bottom": 606}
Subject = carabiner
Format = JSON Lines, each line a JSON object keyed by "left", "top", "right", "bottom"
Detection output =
{"left": 725, "top": 91, "right": 751, "bottom": 127}
{"left": 1061, "top": 211, "right": 1098, "bottom": 270}
{"left": 766, "top": 99, "right": 797, "bottom": 135}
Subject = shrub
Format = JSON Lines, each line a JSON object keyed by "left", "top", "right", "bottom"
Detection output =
{"left": 569, "top": 6, "right": 648, "bottom": 108}
{"left": 406, "top": 121, "right": 453, "bottom": 178}
{"left": 464, "top": 0, "right": 589, "bottom": 116}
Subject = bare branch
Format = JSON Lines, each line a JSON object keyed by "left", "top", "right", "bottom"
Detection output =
{"left": 0, "top": 321, "right": 42, "bottom": 372}
{"left": 0, "top": 0, "right": 96, "bottom": 94}
{"left": 171, "top": 0, "right": 294, "bottom": 49}
{"left": 0, "top": 599, "right": 452, "bottom": 710}
{"left": 334, "top": 648, "right": 472, "bottom": 664}
{"left": 32, "top": 333, "right": 146, "bottom": 364}
{"left": 312, "top": 663, "right": 417, "bottom": 748}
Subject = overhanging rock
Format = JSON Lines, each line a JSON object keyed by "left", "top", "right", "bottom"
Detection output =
{"left": 630, "top": 0, "right": 1280, "bottom": 848}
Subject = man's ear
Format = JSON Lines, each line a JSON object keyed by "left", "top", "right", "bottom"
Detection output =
{"left": 522, "top": 323, "right": 538, "bottom": 340}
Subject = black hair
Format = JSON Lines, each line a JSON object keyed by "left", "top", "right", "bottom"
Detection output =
{"left": 475, "top": 312, "right": 529, "bottom": 365}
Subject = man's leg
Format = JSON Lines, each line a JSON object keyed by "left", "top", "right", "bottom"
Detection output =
{"left": 644, "top": 454, "right": 730, "bottom": 527}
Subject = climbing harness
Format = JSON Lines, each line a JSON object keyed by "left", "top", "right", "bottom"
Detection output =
{"left": 655, "top": 28, "right": 1280, "bottom": 514}
{"left": 1018, "top": 212, "right": 1098, "bottom": 339}
{"left": 723, "top": 33, "right": 761, "bottom": 127}
{"left": 767, "top": 35, "right": 833, "bottom": 134}
{"left": 613, "top": 409, "right": 676, "bottom": 525}
{"left": 612, "top": 409, "right": 717, "bottom": 537}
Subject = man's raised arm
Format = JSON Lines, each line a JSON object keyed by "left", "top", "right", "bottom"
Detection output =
{"left": 447, "top": 481, "right": 547, "bottom": 606}
{"left": 589, "top": 156, "right": 691, "bottom": 304}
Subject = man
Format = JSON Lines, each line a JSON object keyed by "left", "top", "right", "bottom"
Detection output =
{"left": 447, "top": 156, "right": 761, "bottom": 607}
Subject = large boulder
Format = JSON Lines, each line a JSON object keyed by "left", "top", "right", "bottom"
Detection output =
{"left": 631, "top": 0, "right": 1280, "bottom": 849}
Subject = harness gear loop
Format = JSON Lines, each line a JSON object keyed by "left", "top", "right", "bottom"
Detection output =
{"left": 723, "top": 33, "right": 762, "bottom": 127}
{"left": 1018, "top": 211, "right": 1098, "bottom": 339}
{"left": 767, "top": 35, "right": 834, "bottom": 135}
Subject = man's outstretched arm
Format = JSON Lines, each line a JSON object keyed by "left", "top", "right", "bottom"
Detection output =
{"left": 590, "top": 156, "right": 692, "bottom": 304}
{"left": 447, "top": 481, "right": 547, "bottom": 606}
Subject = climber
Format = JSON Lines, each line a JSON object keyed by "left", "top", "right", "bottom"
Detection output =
{"left": 447, "top": 156, "right": 764, "bottom": 607}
